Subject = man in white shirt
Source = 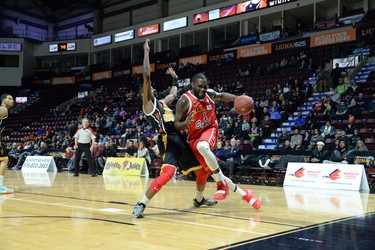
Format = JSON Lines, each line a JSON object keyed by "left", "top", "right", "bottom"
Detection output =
{"left": 73, "top": 118, "right": 96, "bottom": 177}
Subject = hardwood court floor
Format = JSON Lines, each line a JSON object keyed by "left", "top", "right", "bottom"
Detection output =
{"left": 1, "top": 171, "right": 375, "bottom": 250}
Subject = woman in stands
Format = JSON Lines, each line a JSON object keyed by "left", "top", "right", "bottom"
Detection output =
{"left": 355, "top": 139, "right": 369, "bottom": 152}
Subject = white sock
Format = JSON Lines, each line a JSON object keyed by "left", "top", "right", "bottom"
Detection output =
{"left": 195, "top": 191, "right": 204, "bottom": 202}
{"left": 211, "top": 171, "right": 225, "bottom": 183}
{"left": 0, "top": 175, "right": 3, "bottom": 186}
{"left": 224, "top": 176, "right": 246, "bottom": 196}
{"left": 196, "top": 141, "right": 224, "bottom": 182}
{"left": 140, "top": 195, "right": 150, "bottom": 206}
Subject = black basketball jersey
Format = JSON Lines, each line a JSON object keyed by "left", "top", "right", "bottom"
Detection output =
{"left": 144, "top": 97, "right": 175, "bottom": 134}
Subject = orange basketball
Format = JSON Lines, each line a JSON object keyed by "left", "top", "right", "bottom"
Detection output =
{"left": 0, "top": 106, "right": 8, "bottom": 119}
{"left": 234, "top": 95, "right": 253, "bottom": 115}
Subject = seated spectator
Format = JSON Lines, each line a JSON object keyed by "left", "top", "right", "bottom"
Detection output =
{"left": 355, "top": 139, "right": 368, "bottom": 152}
{"left": 56, "top": 146, "right": 74, "bottom": 170}
{"left": 324, "top": 138, "right": 354, "bottom": 164}
{"left": 320, "top": 120, "right": 336, "bottom": 138}
{"left": 312, "top": 97, "right": 324, "bottom": 113}
{"left": 322, "top": 104, "right": 335, "bottom": 121}
{"left": 7, "top": 143, "right": 21, "bottom": 169}
{"left": 349, "top": 129, "right": 361, "bottom": 148}
{"left": 248, "top": 123, "right": 262, "bottom": 148}
{"left": 335, "top": 78, "right": 348, "bottom": 96}
{"left": 290, "top": 128, "right": 303, "bottom": 145}
{"left": 343, "top": 116, "right": 357, "bottom": 138}
{"left": 356, "top": 93, "right": 367, "bottom": 110}
{"left": 307, "top": 128, "right": 324, "bottom": 150}
{"left": 346, "top": 99, "right": 362, "bottom": 118}
{"left": 293, "top": 139, "right": 305, "bottom": 151}
{"left": 259, "top": 113, "right": 273, "bottom": 138}
{"left": 293, "top": 112, "right": 306, "bottom": 130}
{"left": 269, "top": 107, "right": 281, "bottom": 124}
{"left": 125, "top": 140, "right": 138, "bottom": 158}
{"left": 224, "top": 138, "right": 242, "bottom": 178}
{"left": 91, "top": 142, "right": 103, "bottom": 173}
{"left": 137, "top": 141, "right": 151, "bottom": 166}
{"left": 277, "top": 128, "right": 290, "bottom": 148}
{"left": 333, "top": 101, "right": 348, "bottom": 120}
{"left": 310, "top": 141, "right": 329, "bottom": 163}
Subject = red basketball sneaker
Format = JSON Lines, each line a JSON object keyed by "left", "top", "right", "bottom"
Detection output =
{"left": 242, "top": 189, "right": 261, "bottom": 210}
{"left": 213, "top": 181, "right": 229, "bottom": 200}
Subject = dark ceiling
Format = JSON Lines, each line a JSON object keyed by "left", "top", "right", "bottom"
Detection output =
{"left": 1, "top": 0, "right": 133, "bottom": 22}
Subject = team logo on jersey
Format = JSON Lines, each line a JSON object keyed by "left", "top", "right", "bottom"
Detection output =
{"left": 206, "top": 105, "right": 212, "bottom": 110}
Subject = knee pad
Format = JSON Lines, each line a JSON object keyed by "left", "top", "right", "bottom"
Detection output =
{"left": 195, "top": 168, "right": 209, "bottom": 186}
{"left": 196, "top": 141, "right": 210, "bottom": 156}
{"left": 150, "top": 165, "right": 175, "bottom": 193}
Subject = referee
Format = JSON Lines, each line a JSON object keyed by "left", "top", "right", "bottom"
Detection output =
{"left": 73, "top": 118, "right": 96, "bottom": 177}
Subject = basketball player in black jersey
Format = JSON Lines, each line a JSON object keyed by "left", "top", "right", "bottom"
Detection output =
{"left": 0, "top": 94, "right": 14, "bottom": 194}
{"left": 132, "top": 39, "right": 217, "bottom": 218}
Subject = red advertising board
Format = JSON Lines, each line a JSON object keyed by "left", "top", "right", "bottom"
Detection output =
{"left": 138, "top": 24, "right": 160, "bottom": 37}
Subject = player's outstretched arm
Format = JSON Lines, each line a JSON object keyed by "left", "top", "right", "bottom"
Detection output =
{"left": 163, "top": 68, "right": 178, "bottom": 105}
{"left": 142, "top": 39, "right": 153, "bottom": 113}
{"left": 207, "top": 89, "right": 237, "bottom": 102}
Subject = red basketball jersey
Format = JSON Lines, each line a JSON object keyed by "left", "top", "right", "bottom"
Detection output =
{"left": 183, "top": 91, "right": 218, "bottom": 141}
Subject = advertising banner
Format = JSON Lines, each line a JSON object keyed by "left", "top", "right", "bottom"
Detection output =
{"left": 272, "top": 37, "right": 310, "bottom": 52}
{"left": 209, "top": 51, "right": 236, "bottom": 63}
{"left": 52, "top": 76, "right": 75, "bottom": 85}
{"left": 283, "top": 162, "right": 369, "bottom": 191}
{"left": 21, "top": 156, "right": 57, "bottom": 172}
{"left": 103, "top": 157, "right": 148, "bottom": 177}
{"left": 132, "top": 63, "right": 155, "bottom": 75}
{"left": 138, "top": 24, "right": 159, "bottom": 37}
{"left": 260, "top": 30, "right": 280, "bottom": 42}
{"left": 310, "top": 28, "right": 356, "bottom": 47}
{"left": 92, "top": 70, "right": 112, "bottom": 81}
{"left": 179, "top": 54, "right": 207, "bottom": 65}
{"left": 237, "top": 43, "right": 271, "bottom": 59}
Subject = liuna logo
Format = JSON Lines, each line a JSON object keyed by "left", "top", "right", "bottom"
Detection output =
{"left": 289, "top": 167, "right": 305, "bottom": 178}
{"left": 323, "top": 169, "right": 341, "bottom": 180}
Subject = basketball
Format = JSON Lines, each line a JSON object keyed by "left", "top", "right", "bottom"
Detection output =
{"left": 234, "top": 95, "right": 253, "bottom": 115}
{"left": 0, "top": 106, "right": 8, "bottom": 119}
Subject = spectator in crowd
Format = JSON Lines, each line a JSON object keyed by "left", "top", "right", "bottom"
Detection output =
{"left": 324, "top": 138, "right": 354, "bottom": 164}
{"left": 320, "top": 120, "right": 336, "bottom": 138}
{"left": 334, "top": 101, "right": 348, "bottom": 120}
{"left": 343, "top": 116, "right": 357, "bottom": 138}
{"left": 137, "top": 141, "right": 151, "bottom": 166}
{"left": 97, "top": 141, "right": 116, "bottom": 172}
{"left": 293, "top": 112, "right": 306, "bottom": 130}
{"left": 355, "top": 139, "right": 368, "bottom": 152}
{"left": 248, "top": 123, "right": 261, "bottom": 148}
{"left": 277, "top": 128, "right": 290, "bottom": 148}
{"left": 259, "top": 113, "right": 273, "bottom": 138}
{"left": 346, "top": 99, "right": 362, "bottom": 118}
{"left": 356, "top": 92, "right": 367, "bottom": 110}
{"left": 7, "top": 143, "right": 19, "bottom": 169}
{"left": 91, "top": 142, "right": 103, "bottom": 174}
{"left": 331, "top": 63, "right": 345, "bottom": 88}
{"left": 224, "top": 138, "right": 242, "bottom": 178}
{"left": 350, "top": 129, "right": 361, "bottom": 148}
{"left": 307, "top": 128, "right": 324, "bottom": 151}
{"left": 312, "top": 97, "right": 324, "bottom": 113}
{"left": 125, "top": 140, "right": 138, "bottom": 158}
{"left": 310, "top": 141, "right": 329, "bottom": 163}
{"left": 269, "top": 106, "right": 281, "bottom": 125}
{"left": 322, "top": 104, "right": 335, "bottom": 121}
{"left": 56, "top": 146, "right": 73, "bottom": 170}
{"left": 290, "top": 128, "right": 303, "bottom": 145}
{"left": 335, "top": 78, "right": 348, "bottom": 96}
{"left": 293, "top": 139, "right": 305, "bottom": 151}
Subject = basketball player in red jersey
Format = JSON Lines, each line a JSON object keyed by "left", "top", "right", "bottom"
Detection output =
{"left": 132, "top": 39, "right": 217, "bottom": 218}
{"left": 174, "top": 74, "right": 260, "bottom": 210}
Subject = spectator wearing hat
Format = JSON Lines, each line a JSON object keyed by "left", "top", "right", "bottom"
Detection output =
{"left": 310, "top": 141, "right": 329, "bottom": 163}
